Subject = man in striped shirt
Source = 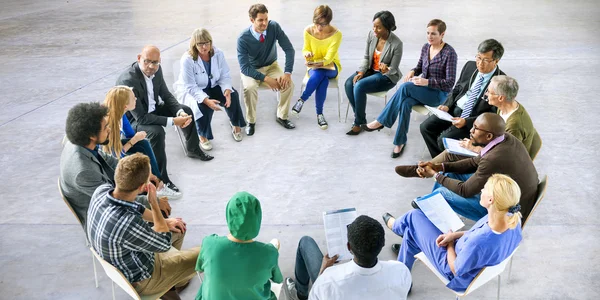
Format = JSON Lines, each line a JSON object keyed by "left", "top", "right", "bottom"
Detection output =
{"left": 87, "top": 153, "right": 199, "bottom": 300}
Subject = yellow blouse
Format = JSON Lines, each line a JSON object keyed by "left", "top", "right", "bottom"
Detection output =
{"left": 302, "top": 27, "right": 342, "bottom": 75}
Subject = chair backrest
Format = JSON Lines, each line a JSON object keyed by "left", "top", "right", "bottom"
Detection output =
{"left": 57, "top": 177, "right": 84, "bottom": 226}
{"left": 463, "top": 245, "right": 520, "bottom": 295}
{"left": 172, "top": 61, "right": 181, "bottom": 82}
{"left": 522, "top": 175, "right": 548, "bottom": 229}
{"left": 89, "top": 248, "right": 142, "bottom": 300}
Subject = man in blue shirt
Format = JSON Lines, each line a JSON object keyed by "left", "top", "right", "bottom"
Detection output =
{"left": 237, "top": 3, "right": 296, "bottom": 135}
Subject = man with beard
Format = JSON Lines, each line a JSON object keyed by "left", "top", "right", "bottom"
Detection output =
{"left": 59, "top": 102, "right": 170, "bottom": 229}
{"left": 394, "top": 113, "right": 538, "bottom": 223}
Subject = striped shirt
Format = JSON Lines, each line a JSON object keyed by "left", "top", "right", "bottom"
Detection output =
{"left": 87, "top": 183, "right": 171, "bottom": 283}
{"left": 412, "top": 43, "right": 458, "bottom": 93}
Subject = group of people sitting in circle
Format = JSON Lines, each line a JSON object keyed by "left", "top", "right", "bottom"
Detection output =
{"left": 58, "top": 3, "right": 543, "bottom": 300}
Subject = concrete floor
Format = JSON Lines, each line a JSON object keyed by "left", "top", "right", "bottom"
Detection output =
{"left": 1, "top": 0, "right": 599, "bottom": 299}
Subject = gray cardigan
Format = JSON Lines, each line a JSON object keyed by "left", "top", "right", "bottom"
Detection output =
{"left": 358, "top": 31, "right": 403, "bottom": 83}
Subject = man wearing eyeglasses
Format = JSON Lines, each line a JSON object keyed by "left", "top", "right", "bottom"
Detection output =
{"left": 419, "top": 39, "right": 505, "bottom": 158}
{"left": 117, "top": 45, "right": 214, "bottom": 194}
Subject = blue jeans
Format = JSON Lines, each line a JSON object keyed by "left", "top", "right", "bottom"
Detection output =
{"left": 195, "top": 85, "right": 246, "bottom": 140}
{"left": 300, "top": 65, "right": 338, "bottom": 114}
{"left": 377, "top": 81, "right": 448, "bottom": 145}
{"left": 294, "top": 236, "right": 323, "bottom": 299}
{"left": 122, "top": 138, "right": 163, "bottom": 181}
{"left": 426, "top": 172, "right": 487, "bottom": 221}
{"left": 345, "top": 72, "right": 396, "bottom": 125}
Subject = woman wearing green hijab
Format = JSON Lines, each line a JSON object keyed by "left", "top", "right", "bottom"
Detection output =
{"left": 195, "top": 191, "right": 283, "bottom": 299}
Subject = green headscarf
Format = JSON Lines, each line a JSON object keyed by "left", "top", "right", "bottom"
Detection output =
{"left": 226, "top": 191, "right": 262, "bottom": 241}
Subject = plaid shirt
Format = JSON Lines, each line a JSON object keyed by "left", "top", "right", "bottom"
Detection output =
{"left": 412, "top": 43, "right": 458, "bottom": 93}
{"left": 87, "top": 184, "right": 171, "bottom": 283}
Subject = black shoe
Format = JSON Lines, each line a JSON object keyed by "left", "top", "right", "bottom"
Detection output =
{"left": 346, "top": 125, "right": 362, "bottom": 135}
{"left": 187, "top": 149, "right": 214, "bottom": 161}
{"left": 411, "top": 200, "right": 421, "bottom": 210}
{"left": 317, "top": 114, "right": 328, "bottom": 130}
{"left": 291, "top": 99, "right": 304, "bottom": 115}
{"left": 391, "top": 145, "right": 405, "bottom": 158}
{"left": 276, "top": 117, "right": 296, "bottom": 129}
{"left": 391, "top": 243, "right": 400, "bottom": 254}
{"left": 165, "top": 182, "right": 180, "bottom": 192}
{"left": 362, "top": 124, "right": 384, "bottom": 132}
{"left": 246, "top": 123, "right": 255, "bottom": 136}
{"left": 382, "top": 212, "right": 395, "bottom": 229}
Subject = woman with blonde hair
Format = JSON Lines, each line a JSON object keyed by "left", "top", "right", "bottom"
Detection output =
{"left": 174, "top": 28, "right": 246, "bottom": 150}
{"left": 381, "top": 174, "right": 522, "bottom": 292}
{"left": 291, "top": 4, "right": 342, "bottom": 129}
{"left": 103, "top": 85, "right": 181, "bottom": 199}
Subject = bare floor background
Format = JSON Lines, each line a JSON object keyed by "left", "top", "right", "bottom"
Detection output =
{"left": 0, "top": 0, "right": 599, "bottom": 299}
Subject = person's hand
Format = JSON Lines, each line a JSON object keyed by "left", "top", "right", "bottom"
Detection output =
{"left": 264, "top": 77, "right": 280, "bottom": 91}
{"left": 174, "top": 115, "right": 192, "bottom": 128}
{"left": 158, "top": 196, "right": 171, "bottom": 217}
{"left": 417, "top": 161, "right": 443, "bottom": 178}
{"left": 437, "top": 105, "right": 449, "bottom": 112}
{"left": 436, "top": 230, "right": 457, "bottom": 247}
{"left": 149, "top": 174, "right": 162, "bottom": 190}
{"left": 204, "top": 99, "right": 222, "bottom": 111}
{"left": 165, "top": 217, "right": 187, "bottom": 233}
{"left": 132, "top": 131, "right": 147, "bottom": 144}
{"left": 402, "top": 71, "right": 415, "bottom": 83}
{"left": 319, "top": 253, "right": 339, "bottom": 275}
{"left": 146, "top": 182, "right": 159, "bottom": 208}
{"left": 458, "top": 138, "right": 482, "bottom": 153}
{"left": 352, "top": 73, "right": 364, "bottom": 84}
{"left": 411, "top": 77, "right": 429, "bottom": 86}
{"left": 451, "top": 117, "right": 466, "bottom": 129}
{"left": 277, "top": 73, "right": 292, "bottom": 90}
{"left": 224, "top": 89, "right": 232, "bottom": 108}
{"left": 379, "top": 63, "right": 389, "bottom": 74}
{"left": 304, "top": 52, "right": 314, "bottom": 59}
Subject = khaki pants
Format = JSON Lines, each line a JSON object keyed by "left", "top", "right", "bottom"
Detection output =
{"left": 134, "top": 232, "right": 200, "bottom": 296}
{"left": 430, "top": 149, "right": 470, "bottom": 164}
{"left": 241, "top": 61, "right": 294, "bottom": 123}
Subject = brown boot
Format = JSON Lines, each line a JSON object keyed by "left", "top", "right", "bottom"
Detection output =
{"left": 160, "top": 289, "right": 181, "bottom": 300}
{"left": 394, "top": 165, "right": 419, "bottom": 178}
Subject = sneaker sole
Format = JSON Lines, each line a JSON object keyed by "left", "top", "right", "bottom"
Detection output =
{"left": 319, "top": 124, "right": 328, "bottom": 130}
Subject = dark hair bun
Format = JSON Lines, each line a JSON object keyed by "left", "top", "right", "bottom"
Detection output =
{"left": 391, "top": 25, "right": 397, "bottom": 31}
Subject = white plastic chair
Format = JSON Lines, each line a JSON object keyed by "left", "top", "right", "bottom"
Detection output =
{"left": 58, "top": 178, "right": 98, "bottom": 288}
{"left": 344, "top": 89, "right": 390, "bottom": 123}
{"left": 414, "top": 246, "right": 520, "bottom": 299}
{"left": 90, "top": 248, "right": 171, "bottom": 300}
{"left": 299, "top": 76, "right": 343, "bottom": 122}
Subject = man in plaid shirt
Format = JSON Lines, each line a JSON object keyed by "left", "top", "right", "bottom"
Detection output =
{"left": 87, "top": 153, "right": 199, "bottom": 300}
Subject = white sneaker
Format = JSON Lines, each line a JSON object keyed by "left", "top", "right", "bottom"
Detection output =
{"left": 200, "top": 139, "right": 212, "bottom": 151}
{"left": 157, "top": 185, "right": 182, "bottom": 200}
{"left": 231, "top": 123, "right": 243, "bottom": 142}
{"left": 284, "top": 278, "right": 301, "bottom": 300}
{"left": 270, "top": 238, "right": 280, "bottom": 251}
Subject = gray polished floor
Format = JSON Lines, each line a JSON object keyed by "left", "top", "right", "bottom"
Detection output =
{"left": 1, "top": 0, "right": 599, "bottom": 299}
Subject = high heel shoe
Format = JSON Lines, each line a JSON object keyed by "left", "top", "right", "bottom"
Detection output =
{"left": 391, "top": 145, "right": 405, "bottom": 158}
{"left": 361, "top": 124, "right": 384, "bottom": 132}
{"left": 382, "top": 212, "right": 395, "bottom": 230}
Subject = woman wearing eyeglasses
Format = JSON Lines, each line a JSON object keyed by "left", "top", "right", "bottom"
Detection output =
{"left": 291, "top": 5, "right": 342, "bottom": 130}
{"left": 382, "top": 174, "right": 523, "bottom": 292}
{"left": 364, "top": 19, "right": 457, "bottom": 158}
{"left": 174, "top": 28, "right": 247, "bottom": 150}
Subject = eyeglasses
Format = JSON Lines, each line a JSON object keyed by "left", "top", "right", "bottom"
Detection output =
{"left": 196, "top": 41, "right": 211, "bottom": 47}
{"left": 472, "top": 124, "right": 494, "bottom": 134}
{"left": 483, "top": 89, "right": 498, "bottom": 101}
{"left": 314, "top": 22, "right": 329, "bottom": 27}
{"left": 142, "top": 59, "right": 160, "bottom": 66}
{"left": 475, "top": 55, "right": 495, "bottom": 64}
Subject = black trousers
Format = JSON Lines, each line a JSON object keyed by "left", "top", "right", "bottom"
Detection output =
{"left": 133, "top": 104, "right": 200, "bottom": 184}
{"left": 419, "top": 106, "right": 470, "bottom": 158}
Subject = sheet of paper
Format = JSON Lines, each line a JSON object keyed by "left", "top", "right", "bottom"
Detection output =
{"left": 425, "top": 105, "right": 455, "bottom": 122}
{"left": 443, "top": 138, "right": 479, "bottom": 157}
{"left": 323, "top": 208, "right": 357, "bottom": 261}
{"left": 415, "top": 192, "right": 465, "bottom": 233}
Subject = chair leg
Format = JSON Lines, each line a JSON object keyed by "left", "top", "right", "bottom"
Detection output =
{"left": 175, "top": 127, "right": 188, "bottom": 156}
{"left": 111, "top": 281, "right": 116, "bottom": 300}
{"left": 345, "top": 101, "right": 350, "bottom": 123}
{"left": 92, "top": 254, "right": 98, "bottom": 288}
{"left": 497, "top": 275, "right": 501, "bottom": 300}
{"left": 508, "top": 257, "right": 513, "bottom": 283}
{"left": 337, "top": 86, "right": 342, "bottom": 122}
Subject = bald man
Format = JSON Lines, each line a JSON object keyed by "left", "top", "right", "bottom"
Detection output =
{"left": 393, "top": 113, "right": 538, "bottom": 225}
{"left": 117, "top": 45, "right": 214, "bottom": 193}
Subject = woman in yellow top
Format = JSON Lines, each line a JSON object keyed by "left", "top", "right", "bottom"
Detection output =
{"left": 291, "top": 5, "right": 342, "bottom": 130}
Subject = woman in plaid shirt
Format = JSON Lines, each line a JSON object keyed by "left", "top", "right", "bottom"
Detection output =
{"left": 365, "top": 19, "right": 457, "bottom": 158}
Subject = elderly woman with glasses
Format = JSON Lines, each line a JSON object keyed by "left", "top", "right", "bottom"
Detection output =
{"left": 291, "top": 5, "right": 342, "bottom": 130}
{"left": 174, "top": 28, "right": 246, "bottom": 150}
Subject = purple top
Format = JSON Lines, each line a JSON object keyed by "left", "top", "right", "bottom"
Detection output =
{"left": 480, "top": 134, "right": 506, "bottom": 157}
{"left": 412, "top": 43, "right": 458, "bottom": 93}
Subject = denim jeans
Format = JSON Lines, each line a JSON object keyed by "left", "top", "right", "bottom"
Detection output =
{"left": 300, "top": 65, "right": 338, "bottom": 114}
{"left": 195, "top": 85, "right": 246, "bottom": 140}
{"left": 425, "top": 172, "right": 487, "bottom": 221}
{"left": 377, "top": 81, "right": 448, "bottom": 145}
{"left": 294, "top": 236, "right": 323, "bottom": 298}
{"left": 122, "top": 138, "right": 163, "bottom": 181}
{"left": 344, "top": 72, "right": 396, "bottom": 125}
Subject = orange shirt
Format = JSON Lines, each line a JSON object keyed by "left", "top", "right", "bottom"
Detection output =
{"left": 372, "top": 49, "right": 382, "bottom": 71}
